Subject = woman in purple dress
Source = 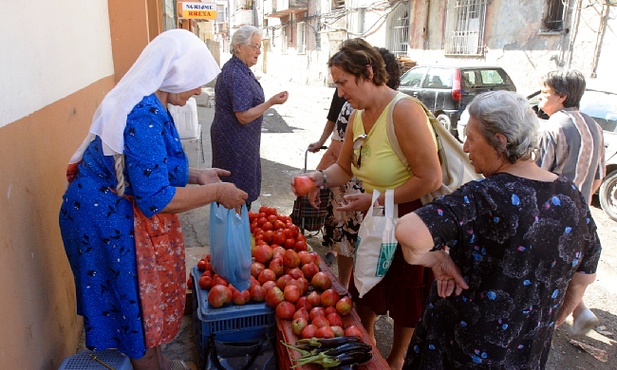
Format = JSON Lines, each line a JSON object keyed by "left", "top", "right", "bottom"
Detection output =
{"left": 211, "top": 25, "right": 288, "bottom": 208}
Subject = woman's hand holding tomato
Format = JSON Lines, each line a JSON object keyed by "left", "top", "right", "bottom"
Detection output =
{"left": 290, "top": 174, "right": 323, "bottom": 210}
{"left": 293, "top": 176, "right": 315, "bottom": 196}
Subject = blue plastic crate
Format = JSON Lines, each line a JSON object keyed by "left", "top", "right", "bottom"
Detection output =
{"left": 191, "top": 266, "right": 275, "bottom": 340}
{"left": 58, "top": 349, "right": 132, "bottom": 370}
{"left": 191, "top": 266, "right": 275, "bottom": 369}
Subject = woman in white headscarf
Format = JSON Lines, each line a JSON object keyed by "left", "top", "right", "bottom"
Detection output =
{"left": 59, "top": 29, "right": 247, "bottom": 370}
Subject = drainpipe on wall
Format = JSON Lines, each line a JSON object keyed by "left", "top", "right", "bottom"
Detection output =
{"left": 423, "top": 0, "right": 431, "bottom": 40}
{"left": 263, "top": 37, "right": 269, "bottom": 74}
{"left": 590, "top": 3, "right": 610, "bottom": 78}
{"left": 564, "top": 0, "right": 583, "bottom": 71}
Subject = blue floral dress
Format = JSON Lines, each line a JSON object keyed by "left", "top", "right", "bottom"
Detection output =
{"left": 210, "top": 55, "right": 265, "bottom": 202}
{"left": 59, "top": 94, "right": 188, "bottom": 358}
{"left": 404, "top": 174, "right": 602, "bottom": 369}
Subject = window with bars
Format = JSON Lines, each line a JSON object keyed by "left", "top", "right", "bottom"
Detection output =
{"left": 387, "top": 1, "right": 410, "bottom": 57}
{"left": 216, "top": 4, "right": 226, "bottom": 23}
{"left": 332, "top": 0, "right": 345, "bottom": 11}
{"left": 443, "top": 0, "right": 487, "bottom": 56}
{"left": 542, "top": 0, "right": 565, "bottom": 32}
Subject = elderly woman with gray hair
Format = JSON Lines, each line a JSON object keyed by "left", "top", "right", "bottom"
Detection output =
{"left": 395, "top": 90, "right": 602, "bottom": 369}
{"left": 211, "top": 25, "right": 288, "bottom": 208}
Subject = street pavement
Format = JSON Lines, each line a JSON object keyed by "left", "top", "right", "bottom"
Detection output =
{"left": 166, "top": 76, "right": 617, "bottom": 368}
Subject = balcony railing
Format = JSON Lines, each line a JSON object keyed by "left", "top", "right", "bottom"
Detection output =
{"left": 265, "top": 0, "right": 307, "bottom": 18}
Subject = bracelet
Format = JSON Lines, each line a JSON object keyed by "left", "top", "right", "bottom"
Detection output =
{"left": 317, "top": 170, "right": 327, "bottom": 188}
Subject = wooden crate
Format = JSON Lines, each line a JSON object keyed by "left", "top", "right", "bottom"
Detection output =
{"left": 275, "top": 258, "right": 390, "bottom": 370}
{"left": 275, "top": 312, "right": 389, "bottom": 369}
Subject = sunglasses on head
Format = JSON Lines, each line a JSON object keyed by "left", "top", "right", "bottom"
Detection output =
{"left": 351, "top": 134, "right": 367, "bottom": 168}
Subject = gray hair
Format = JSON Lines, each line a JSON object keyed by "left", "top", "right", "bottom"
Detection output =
{"left": 230, "top": 26, "right": 263, "bottom": 54}
{"left": 468, "top": 91, "right": 539, "bottom": 163}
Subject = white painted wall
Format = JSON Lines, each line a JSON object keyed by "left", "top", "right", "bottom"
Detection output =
{"left": 0, "top": 1, "right": 113, "bottom": 127}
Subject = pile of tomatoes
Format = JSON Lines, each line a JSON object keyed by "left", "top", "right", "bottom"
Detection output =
{"left": 193, "top": 205, "right": 363, "bottom": 340}
{"left": 249, "top": 206, "right": 308, "bottom": 252}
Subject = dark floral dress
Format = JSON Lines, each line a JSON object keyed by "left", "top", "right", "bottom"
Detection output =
{"left": 210, "top": 55, "right": 265, "bottom": 202}
{"left": 59, "top": 94, "right": 188, "bottom": 358}
{"left": 404, "top": 174, "right": 602, "bottom": 369}
{"left": 322, "top": 101, "right": 364, "bottom": 257}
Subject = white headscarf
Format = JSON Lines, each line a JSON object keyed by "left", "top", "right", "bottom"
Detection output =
{"left": 69, "top": 29, "right": 220, "bottom": 163}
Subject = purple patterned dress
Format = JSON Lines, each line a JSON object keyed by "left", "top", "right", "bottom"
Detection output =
{"left": 210, "top": 55, "right": 265, "bottom": 202}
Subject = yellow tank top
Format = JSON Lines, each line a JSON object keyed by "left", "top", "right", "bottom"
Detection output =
{"left": 350, "top": 95, "right": 432, "bottom": 193}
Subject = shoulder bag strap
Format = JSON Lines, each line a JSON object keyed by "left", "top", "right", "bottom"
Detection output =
{"left": 385, "top": 94, "right": 442, "bottom": 173}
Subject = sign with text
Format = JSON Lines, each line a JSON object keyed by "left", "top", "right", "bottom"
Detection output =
{"left": 180, "top": 2, "right": 216, "bottom": 20}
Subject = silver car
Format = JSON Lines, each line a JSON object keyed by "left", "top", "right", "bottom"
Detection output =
{"left": 457, "top": 89, "right": 617, "bottom": 220}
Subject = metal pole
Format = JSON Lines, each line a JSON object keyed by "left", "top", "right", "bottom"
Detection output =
{"left": 590, "top": 3, "right": 610, "bottom": 78}
{"left": 263, "top": 38, "right": 269, "bottom": 74}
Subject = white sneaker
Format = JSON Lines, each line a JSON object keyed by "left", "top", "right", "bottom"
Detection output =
{"left": 571, "top": 308, "right": 599, "bottom": 336}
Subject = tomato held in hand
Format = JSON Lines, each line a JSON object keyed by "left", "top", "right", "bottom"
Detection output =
{"left": 294, "top": 176, "right": 315, "bottom": 196}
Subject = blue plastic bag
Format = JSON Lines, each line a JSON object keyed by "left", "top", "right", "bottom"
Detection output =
{"left": 209, "top": 204, "right": 252, "bottom": 291}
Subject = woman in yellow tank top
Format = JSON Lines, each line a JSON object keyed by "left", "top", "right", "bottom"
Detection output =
{"left": 291, "top": 38, "right": 442, "bottom": 370}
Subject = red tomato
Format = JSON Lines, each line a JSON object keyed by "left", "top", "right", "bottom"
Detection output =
{"left": 273, "top": 232, "right": 286, "bottom": 246}
{"left": 249, "top": 212, "right": 258, "bottom": 223}
{"left": 294, "top": 176, "right": 315, "bottom": 196}
{"left": 197, "top": 259, "right": 208, "bottom": 271}
{"left": 284, "top": 238, "right": 296, "bottom": 249}
{"left": 256, "top": 217, "right": 268, "bottom": 227}
{"left": 289, "top": 225, "right": 300, "bottom": 237}
{"left": 283, "top": 228, "right": 293, "bottom": 239}
{"left": 262, "top": 221, "right": 274, "bottom": 231}
{"left": 294, "top": 240, "right": 308, "bottom": 252}
{"left": 263, "top": 230, "right": 274, "bottom": 244}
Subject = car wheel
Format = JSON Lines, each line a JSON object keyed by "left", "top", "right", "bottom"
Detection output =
{"left": 599, "top": 170, "right": 617, "bottom": 221}
{"left": 436, "top": 114, "right": 452, "bottom": 134}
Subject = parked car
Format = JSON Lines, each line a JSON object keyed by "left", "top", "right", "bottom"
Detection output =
{"left": 458, "top": 88, "right": 617, "bottom": 221}
{"left": 397, "top": 65, "right": 517, "bottom": 137}
{"left": 457, "top": 91, "right": 546, "bottom": 142}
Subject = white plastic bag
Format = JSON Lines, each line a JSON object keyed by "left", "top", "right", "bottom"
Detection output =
{"left": 353, "top": 189, "right": 398, "bottom": 298}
